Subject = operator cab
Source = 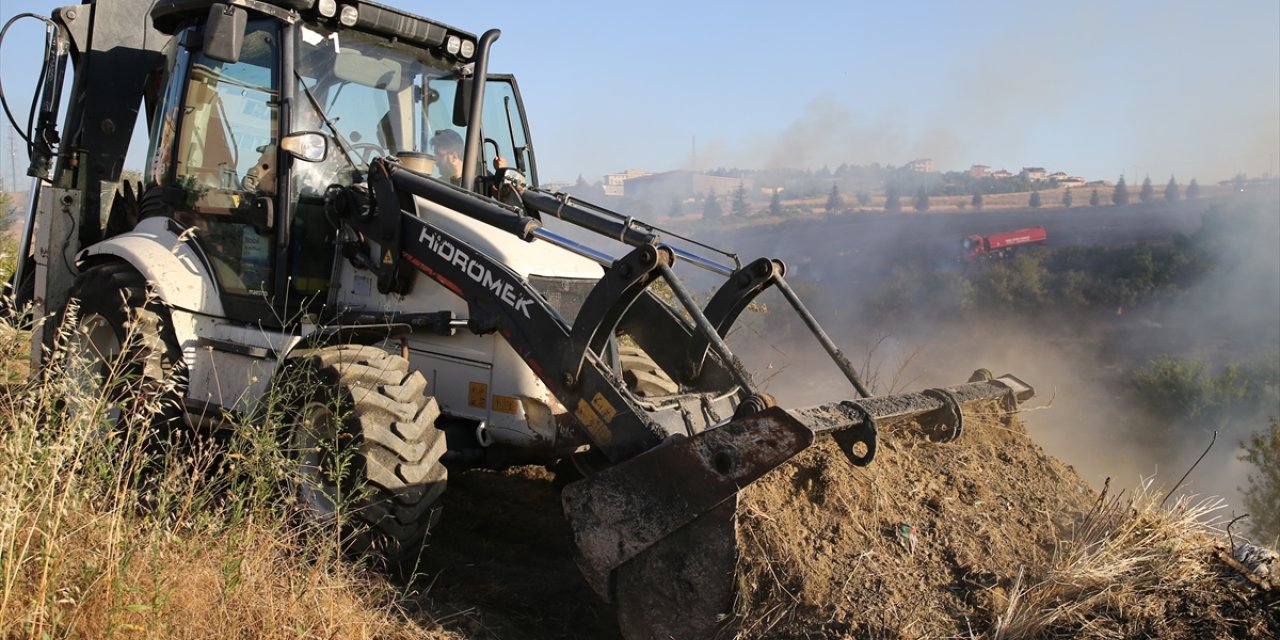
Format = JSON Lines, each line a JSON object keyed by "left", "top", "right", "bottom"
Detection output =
{"left": 142, "top": 0, "right": 535, "bottom": 323}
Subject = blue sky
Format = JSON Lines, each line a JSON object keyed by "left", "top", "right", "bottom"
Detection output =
{"left": 1, "top": 0, "right": 1277, "bottom": 186}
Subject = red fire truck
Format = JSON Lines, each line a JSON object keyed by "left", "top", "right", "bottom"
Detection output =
{"left": 965, "top": 226, "right": 1048, "bottom": 258}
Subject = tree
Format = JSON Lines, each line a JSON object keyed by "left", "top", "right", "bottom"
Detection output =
{"left": 1112, "top": 176, "right": 1129, "bottom": 205}
{"left": 1029, "top": 191, "right": 1042, "bottom": 208}
{"left": 913, "top": 186, "right": 930, "bottom": 212}
{"left": 668, "top": 198, "right": 683, "bottom": 218}
{"left": 971, "top": 191, "right": 984, "bottom": 210}
{"left": 884, "top": 186, "right": 901, "bottom": 213}
{"left": 1090, "top": 189, "right": 1101, "bottom": 207}
{"left": 825, "top": 184, "right": 843, "bottom": 214}
{"left": 1164, "top": 175, "right": 1180, "bottom": 202}
{"left": 731, "top": 182, "right": 750, "bottom": 217}
{"left": 1139, "top": 176, "right": 1154, "bottom": 203}
{"left": 1240, "top": 418, "right": 1280, "bottom": 543}
{"left": 769, "top": 189, "right": 783, "bottom": 217}
{"left": 575, "top": 174, "right": 589, "bottom": 189}
{"left": 1186, "top": 178, "right": 1201, "bottom": 199}
{"left": 1062, "top": 188, "right": 1073, "bottom": 208}
{"left": 702, "top": 191, "right": 722, "bottom": 219}
{"left": 856, "top": 190, "right": 871, "bottom": 207}
{"left": 0, "top": 190, "right": 14, "bottom": 237}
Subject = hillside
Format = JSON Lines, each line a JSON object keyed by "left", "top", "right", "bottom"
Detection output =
{"left": 407, "top": 401, "right": 1278, "bottom": 639}
{"left": 5, "top": 321, "right": 1275, "bottom": 638}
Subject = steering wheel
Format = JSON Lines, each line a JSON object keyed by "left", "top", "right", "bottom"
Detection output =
{"left": 348, "top": 142, "right": 385, "bottom": 166}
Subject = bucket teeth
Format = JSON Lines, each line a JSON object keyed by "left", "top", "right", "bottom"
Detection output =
{"left": 561, "top": 407, "right": 812, "bottom": 599}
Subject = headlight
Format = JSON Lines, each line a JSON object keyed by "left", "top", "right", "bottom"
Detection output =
{"left": 316, "top": 0, "right": 336, "bottom": 18}
{"left": 338, "top": 5, "right": 359, "bottom": 27}
{"left": 459, "top": 39, "right": 475, "bottom": 58}
{"left": 445, "top": 35, "right": 461, "bottom": 55}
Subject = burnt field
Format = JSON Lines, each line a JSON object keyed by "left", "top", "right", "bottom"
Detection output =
{"left": 685, "top": 186, "right": 1280, "bottom": 520}
{"left": 704, "top": 194, "right": 1223, "bottom": 285}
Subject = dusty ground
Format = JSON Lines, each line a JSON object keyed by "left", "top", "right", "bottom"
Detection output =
{"left": 405, "top": 403, "right": 1276, "bottom": 639}
{"left": 406, "top": 465, "right": 622, "bottom": 639}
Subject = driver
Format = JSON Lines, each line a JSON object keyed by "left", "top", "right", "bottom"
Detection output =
{"left": 431, "top": 129, "right": 465, "bottom": 185}
{"left": 431, "top": 128, "right": 508, "bottom": 187}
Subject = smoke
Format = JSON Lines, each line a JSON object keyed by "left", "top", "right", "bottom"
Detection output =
{"left": 713, "top": 189, "right": 1279, "bottom": 520}
{"left": 676, "top": 95, "right": 911, "bottom": 173}
{"left": 666, "top": 2, "right": 1278, "bottom": 183}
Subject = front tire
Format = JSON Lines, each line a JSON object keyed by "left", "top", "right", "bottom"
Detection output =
{"left": 59, "top": 262, "right": 185, "bottom": 433}
{"left": 277, "top": 345, "right": 448, "bottom": 565}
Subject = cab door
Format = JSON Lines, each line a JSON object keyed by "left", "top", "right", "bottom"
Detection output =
{"left": 481, "top": 75, "right": 538, "bottom": 187}
{"left": 150, "top": 21, "right": 282, "bottom": 324}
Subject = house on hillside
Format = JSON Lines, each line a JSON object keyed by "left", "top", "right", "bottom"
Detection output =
{"left": 1021, "top": 167, "right": 1047, "bottom": 181}
{"left": 992, "top": 169, "right": 1013, "bottom": 179}
{"left": 970, "top": 165, "right": 990, "bottom": 178}
{"left": 602, "top": 169, "right": 647, "bottom": 197}
{"left": 906, "top": 158, "right": 934, "bottom": 173}
{"left": 624, "top": 171, "right": 751, "bottom": 206}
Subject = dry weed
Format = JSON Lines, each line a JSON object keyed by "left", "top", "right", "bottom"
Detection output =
{"left": 993, "top": 478, "right": 1230, "bottom": 639}
{"left": 0, "top": 300, "right": 443, "bottom": 639}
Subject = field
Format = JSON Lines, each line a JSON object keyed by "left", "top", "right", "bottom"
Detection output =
{"left": 1, "top": 186, "right": 1277, "bottom": 638}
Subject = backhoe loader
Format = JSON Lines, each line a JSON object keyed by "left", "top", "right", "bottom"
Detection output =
{"left": 2, "top": 1, "right": 1035, "bottom": 637}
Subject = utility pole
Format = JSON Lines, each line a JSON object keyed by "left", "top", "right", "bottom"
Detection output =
{"left": 6, "top": 126, "right": 17, "bottom": 194}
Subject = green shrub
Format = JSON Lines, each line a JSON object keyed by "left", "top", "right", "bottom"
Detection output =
{"left": 1240, "top": 418, "right": 1280, "bottom": 544}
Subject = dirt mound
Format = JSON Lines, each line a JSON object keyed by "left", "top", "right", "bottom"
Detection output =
{"left": 407, "top": 403, "right": 1275, "bottom": 639}
{"left": 727, "top": 403, "right": 1278, "bottom": 639}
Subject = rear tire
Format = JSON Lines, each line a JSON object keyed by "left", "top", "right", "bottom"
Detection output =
{"left": 278, "top": 345, "right": 448, "bottom": 566}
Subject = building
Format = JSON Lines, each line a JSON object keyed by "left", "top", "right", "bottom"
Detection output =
{"left": 602, "top": 169, "right": 648, "bottom": 197}
{"left": 1021, "top": 167, "right": 1047, "bottom": 181}
{"left": 992, "top": 169, "right": 1013, "bottom": 179}
{"left": 624, "top": 171, "right": 752, "bottom": 207}
{"left": 970, "top": 165, "right": 990, "bottom": 179}
{"left": 906, "top": 158, "right": 934, "bottom": 173}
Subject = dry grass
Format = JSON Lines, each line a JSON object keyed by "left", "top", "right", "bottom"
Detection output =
{"left": 0, "top": 307, "right": 440, "bottom": 639}
{"left": 993, "top": 478, "right": 1231, "bottom": 639}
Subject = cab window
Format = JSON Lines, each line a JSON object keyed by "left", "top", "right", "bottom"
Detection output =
{"left": 172, "top": 22, "right": 280, "bottom": 296}
{"left": 480, "top": 77, "right": 535, "bottom": 185}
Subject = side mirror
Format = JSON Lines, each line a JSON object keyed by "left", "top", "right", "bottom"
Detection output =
{"left": 204, "top": 3, "right": 247, "bottom": 63}
{"left": 281, "top": 132, "right": 328, "bottom": 162}
{"left": 452, "top": 78, "right": 471, "bottom": 127}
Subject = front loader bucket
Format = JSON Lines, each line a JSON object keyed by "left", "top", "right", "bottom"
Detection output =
{"left": 562, "top": 372, "right": 1034, "bottom": 640}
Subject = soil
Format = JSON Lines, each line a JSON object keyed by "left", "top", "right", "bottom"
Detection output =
{"left": 407, "top": 465, "right": 622, "bottom": 640}
{"left": 407, "top": 404, "right": 1277, "bottom": 639}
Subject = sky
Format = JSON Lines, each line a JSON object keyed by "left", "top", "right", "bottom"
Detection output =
{"left": 1, "top": 0, "right": 1277, "bottom": 187}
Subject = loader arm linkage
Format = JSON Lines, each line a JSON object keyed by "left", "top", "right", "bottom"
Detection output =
{"left": 343, "top": 159, "right": 763, "bottom": 463}
{"left": 338, "top": 157, "right": 1038, "bottom": 640}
